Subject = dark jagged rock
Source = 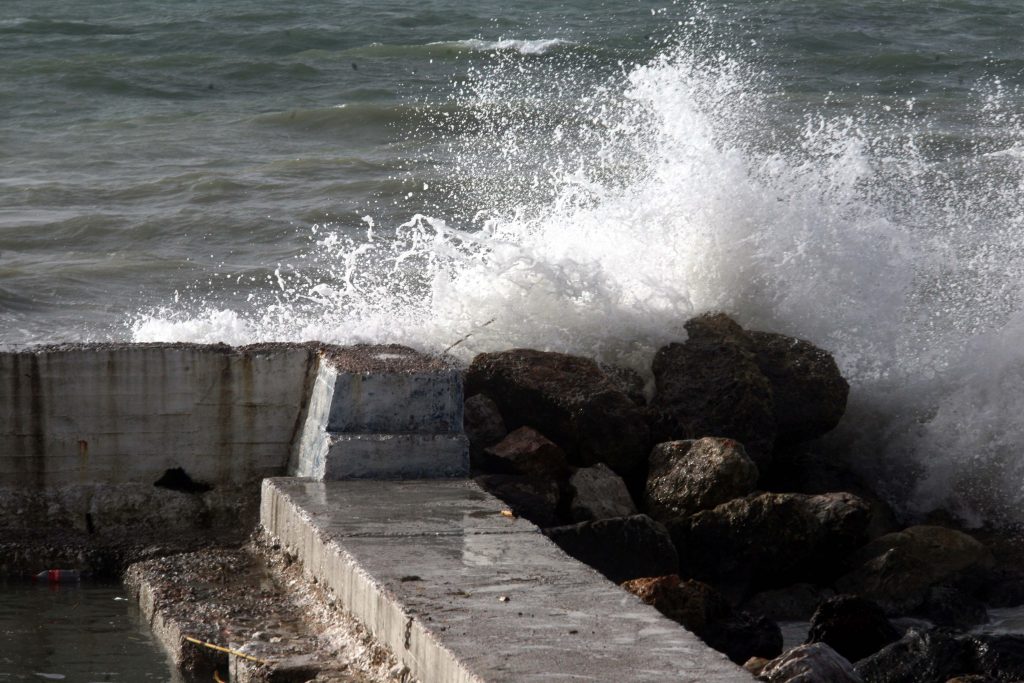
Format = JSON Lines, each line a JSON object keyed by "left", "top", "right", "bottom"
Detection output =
{"left": 743, "top": 583, "right": 836, "bottom": 622}
{"left": 919, "top": 586, "right": 988, "bottom": 630}
{"left": 670, "top": 491, "right": 870, "bottom": 593}
{"left": 758, "top": 447, "right": 899, "bottom": 540}
{"left": 748, "top": 330, "right": 849, "bottom": 445}
{"left": 477, "top": 426, "right": 569, "bottom": 479}
{"left": 474, "top": 474, "right": 561, "bottom": 528}
{"left": 649, "top": 314, "right": 776, "bottom": 465}
{"left": 806, "top": 595, "right": 900, "bottom": 663}
{"left": 463, "top": 393, "right": 507, "bottom": 459}
{"left": 645, "top": 437, "right": 759, "bottom": 523}
{"left": 621, "top": 575, "right": 782, "bottom": 665}
{"left": 854, "top": 628, "right": 974, "bottom": 683}
{"left": 465, "top": 349, "right": 649, "bottom": 475}
{"left": 567, "top": 463, "right": 637, "bottom": 522}
{"left": 760, "top": 643, "right": 863, "bottom": 683}
{"left": 598, "top": 363, "right": 647, "bottom": 406}
{"left": 963, "top": 634, "right": 1024, "bottom": 681}
{"left": 836, "top": 526, "right": 994, "bottom": 614}
{"left": 544, "top": 515, "right": 677, "bottom": 584}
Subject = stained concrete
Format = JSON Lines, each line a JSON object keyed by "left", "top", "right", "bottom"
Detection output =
{"left": 261, "top": 477, "right": 752, "bottom": 683}
{"left": 293, "top": 348, "right": 467, "bottom": 481}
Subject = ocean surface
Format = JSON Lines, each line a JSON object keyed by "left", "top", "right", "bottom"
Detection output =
{"left": 3, "top": 0, "right": 1024, "bottom": 524}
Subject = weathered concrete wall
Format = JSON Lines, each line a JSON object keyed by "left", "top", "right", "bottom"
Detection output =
{"left": 0, "top": 343, "right": 317, "bottom": 489}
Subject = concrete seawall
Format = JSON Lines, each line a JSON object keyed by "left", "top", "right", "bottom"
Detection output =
{"left": 0, "top": 342, "right": 752, "bottom": 682}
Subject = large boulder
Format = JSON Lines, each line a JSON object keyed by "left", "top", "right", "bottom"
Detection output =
{"left": 758, "top": 447, "right": 899, "bottom": 540}
{"left": 476, "top": 426, "right": 569, "bottom": 479}
{"left": 748, "top": 331, "right": 849, "bottom": 445}
{"left": 465, "top": 349, "right": 649, "bottom": 475}
{"left": 854, "top": 628, "right": 974, "bottom": 683}
{"left": 649, "top": 314, "right": 777, "bottom": 465}
{"left": 670, "top": 492, "right": 871, "bottom": 593}
{"left": 474, "top": 474, "right": 561, "bottom": 528}
{"left": 835, "top": 526, "right": 994, "bottom": 614}
{"left": 806, "top": 595, "right": 901, "bottom": 663}
{"left": 760, "top": 643, "right": 863, "bottom": 683}
{"left": 621, "top": 575, "right": 782, "bottom": 665}
{"left": 645, "top": 437, "right": 759, "bottom": 523}
{"left": 567, "top": 464, "right": 637, "bottom": 522}
{"left": 544, "top": 515, "right": 677, "bottom": 584}
{"left": 463, "top": 394, "right": 507, "bottom": 459}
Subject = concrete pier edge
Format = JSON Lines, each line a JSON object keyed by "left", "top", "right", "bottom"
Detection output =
{"left": 260, "top": 477, "right": 752, "bottom": 682}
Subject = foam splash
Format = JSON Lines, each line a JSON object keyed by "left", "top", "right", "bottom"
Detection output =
{"left": 132, "top": 22, "right": 1024, "bottom": 524}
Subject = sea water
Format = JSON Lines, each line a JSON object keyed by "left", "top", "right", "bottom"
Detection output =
{"left": 3, "top": 1, "right": 1024, "bottom": 525}
{"left": 0, "top": 581, "right": 177, "bottom": 680}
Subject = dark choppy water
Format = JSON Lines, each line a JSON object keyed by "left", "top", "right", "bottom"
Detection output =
{"left": 0, "top": 581, "right": 176, "bottom": 681}
{"left": 4, "top": 1, "right": 1024, "bottom": 523}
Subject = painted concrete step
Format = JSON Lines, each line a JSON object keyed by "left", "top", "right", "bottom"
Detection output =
{"left": 260, "top": 477, "right": 752, "bottom": 683}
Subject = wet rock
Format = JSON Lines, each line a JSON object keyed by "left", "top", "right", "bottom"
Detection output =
{"left": 544, "top": 515, "right": 677, "bottom": 584}
{"left": 645, "top": 437, "right": 759, "bottom": 523}
{"left": 567, "top": 464, "right": 637, "bottom": 522}
{"left": 836, "top": 526, "right": 994, "bottom": 614}
{"left": 964, "top": 634, "right": 1024, "bottom": 681}
{"left": 919, "top": 586, "right": 988, "bottom": 630}
{"left": 806, "top": 595, "right": 900, "bottom": 663}
{"left": 621, "top": 575, "right": 782, "bottom": 665}
{"left": 758, "top": 447, "right": 899, "bottom": 540}
{"left": 760, "top": 643, "right": 863, "bottom": 683}
{"left": 670, "top": 492, "right": 870, "bottom": 592}
{"left": 465, "top": 349, "right": 649, "bottom": 474}
{"left": 474, "top": 474, "right": 562, "bottom": 528}
{"left": 476, "top": 426, "right": 569, "bottom": 479}
{"left": 854, "top": 628, "right": 974, "bottom": 683}
{"left": 649, "top": 314, "right": 776, "bottom": 465}
{"left": 599, "top": 363, "right": 647, "bottom": 406}
{"left": 744, "top": 583, "right": 836, "bottom": 622}
{"left": 464, "top": 394, "right": 507, "bottom": 458}
{"left": 745, "top": 657, "right": 771, "bottom": 676}
{"left": 748, "top": 330, "right": 849, "bottom": 445}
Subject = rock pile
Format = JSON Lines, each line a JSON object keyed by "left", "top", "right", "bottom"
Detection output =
{"left": 463, "top": 312, "right": 1024, "bottom": 681}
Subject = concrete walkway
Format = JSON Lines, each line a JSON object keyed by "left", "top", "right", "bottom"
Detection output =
{"left": 261, "top": 477, "right": 752, "bottom": 683}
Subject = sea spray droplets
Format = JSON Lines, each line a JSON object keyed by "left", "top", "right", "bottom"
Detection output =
{"left": 132, "top": 19, "right": 1024, "bottom": 524}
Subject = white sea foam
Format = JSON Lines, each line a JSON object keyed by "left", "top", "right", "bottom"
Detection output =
{"left": 132, "top": 27, "right": 1024, "bottom": 524}
{"left": 437, "top": 38, "right": 573, "bottom": 56}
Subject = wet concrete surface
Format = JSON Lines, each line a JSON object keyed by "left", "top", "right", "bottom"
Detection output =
{"left": 262, "top": 477, "right": 752, "bottom": 682}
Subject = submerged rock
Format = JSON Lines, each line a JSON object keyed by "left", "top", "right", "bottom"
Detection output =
{"left": 567, "top": 463, "right": 637, "bottom": 522}
{"left": 760, "top": 643, "right": 863, "bottom": 683}
{"left": 544, "top": 515, "right": 677, "bottom": 584}
{"left": 649, "top": 314, "right": 776, "bottom": 465}
{"left": 836, "top": 526, "right": 994, "bottom": 614}
{"left": 477, "top": 426, "right": 569, "bottom": 479}
{"left": 645, "top": 437, "right": 759, "bottom": 523}
{"left": 670, "top": 491, "right": 870, "bottom": 592}
{"left": 465, "top": 349, "right": 649, "bottom": 475}
{"left": 621, "top": 575, "right": 782, "bottom": 665}
{"left": 806, "top": 595, "right": 900, "bottom": 663}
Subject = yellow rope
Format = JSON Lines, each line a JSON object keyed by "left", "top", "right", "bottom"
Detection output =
{"left": 184, "top": 635, "right": 271, "bottom": 666}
